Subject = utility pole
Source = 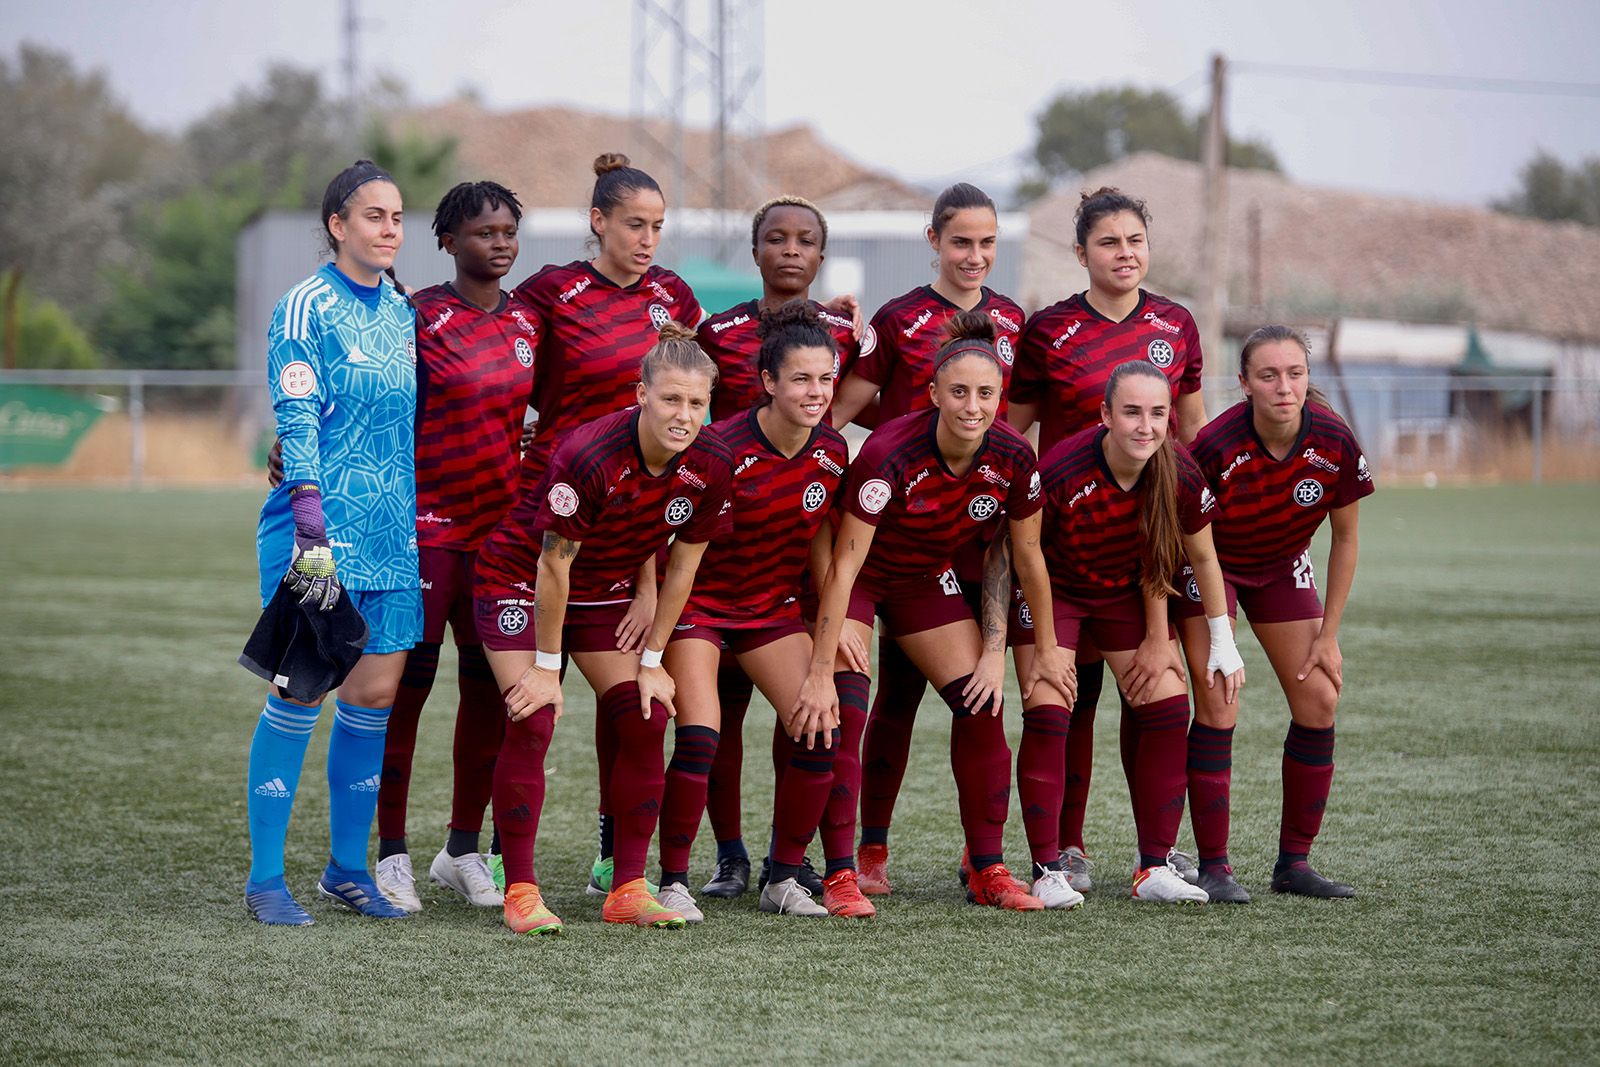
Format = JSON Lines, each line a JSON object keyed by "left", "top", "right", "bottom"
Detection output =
{"left": 343, "top": 0, "right": 361, "bottom": 148}
{"left": 1198, "top": 53, "right": 1228, "bottom": 362}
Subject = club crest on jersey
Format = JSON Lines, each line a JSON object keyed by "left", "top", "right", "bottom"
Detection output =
{"left": 802, "top": 481, "right": 828, "bottom": 513}
{"left": 968, "top": 495, "right": 1000, "bottom": 521}
{"left": 547, "top": 482, "right": 580, "bottom": 517}
{"left": 648, "top": 303, "right": 671, "bottom": 330}
{"left": 279, "top": 361, "right": 316, "bottom": 398}
{"left": 996, "top": 336, "right": 1015, "bottom": 366}
{"left": 1147, "top": 339, "right": 1176, "bottom": 368}
{"left": 405, "top": 339, "right": 417, "bottom": 364}
{"left": 1186, "top": 577, "right": 1202, "bottom": 602}
{"left": 514, "top": 337, "right": 534, "bottom": 368}
{"left": 858, "top": 478, "right": 893, "bottom": 515}
{"left": 497, "top": 605, "right": 529, "bottom": 636}
{"left": 859, "top": 325, "right": 878, "bottom": 357}
{"left": 1293, "top": 478, "right": 1324, "bottom": 507}
{"left": 665, "top": 496, "right": 694, "bottom": 526}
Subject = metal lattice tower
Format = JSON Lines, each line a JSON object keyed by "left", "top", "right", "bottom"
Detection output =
{"left": 631, "top": 0, "right": 767, "bottom": 262}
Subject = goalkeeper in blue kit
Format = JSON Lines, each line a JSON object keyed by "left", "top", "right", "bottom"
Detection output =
{"left": 243, "top": 160, "right": 423, "bottom": 925}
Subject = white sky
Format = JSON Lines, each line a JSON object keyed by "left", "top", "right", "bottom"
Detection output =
{"left": 7, "top": 0, "right": 1600, "bottom": 206}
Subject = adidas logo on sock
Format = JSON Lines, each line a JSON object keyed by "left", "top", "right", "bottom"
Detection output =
{"left": 254, "top": 777, "right": 291, "bottom": 798}
{"left": 349, "top": 774, "right": 382, "bottom": 793}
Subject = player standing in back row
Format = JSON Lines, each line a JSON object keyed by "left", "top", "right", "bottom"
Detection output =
{"left": 1007, "top": 187, "right": 1208, "bottom": 892}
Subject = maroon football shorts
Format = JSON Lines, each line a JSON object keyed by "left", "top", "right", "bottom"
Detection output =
{"left": 669, "top": 617, "right": 809, "bottom": 655}
{"left": 1171, "top": 549, "right": 1324, "bottom": 625}
{"left": 419, "top": 546, "right": 478, "bottom": 644}
{"left": 1008, "top": 584, "right": 1165, "bottom": 653}
{"left": 847, "top": 567, "right": 977, "bottom": 639}
{"left": 473, "top": 597, "right": 639, "bottom": 654}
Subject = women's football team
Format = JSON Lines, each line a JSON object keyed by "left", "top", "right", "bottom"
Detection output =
{"left": 242, "top": 154, "right": 1372, "bottom": 931}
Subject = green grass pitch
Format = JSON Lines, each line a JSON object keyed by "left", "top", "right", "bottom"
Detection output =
{"left": 1, "top": 483, "right": 1597, "bottom": 1063}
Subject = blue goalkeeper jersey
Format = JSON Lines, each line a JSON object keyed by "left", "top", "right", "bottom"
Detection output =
{"left": 257, "top": 264, "right": 418, "bottom": 600}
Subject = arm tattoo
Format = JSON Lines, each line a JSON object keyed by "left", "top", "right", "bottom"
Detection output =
{"left": 980, "top": 531, "right": 1012, "bottom": 653}
{"left": 541, "top": 530, "right": 578, "bottom": 560}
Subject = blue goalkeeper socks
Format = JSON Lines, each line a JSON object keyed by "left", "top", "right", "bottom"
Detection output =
{"left": 326, "top": 700, "right": 391, "bottom": 871}
{"left": 246, "top": 694, "right": 321, "bottom": 886}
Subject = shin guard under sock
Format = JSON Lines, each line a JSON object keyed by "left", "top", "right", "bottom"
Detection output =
{"left": 772, "top": 729, "right": 839, "bottom": 866}
{"left": 821, "top": 671, "right": 869, "bottom": 864}
{"left": 658, "top": 724, "right": 720, "bottom": 876}
{"left": 600, "top": 682, "right": 669, "bottom": 885}
{"left": 326, "top": 700, "right": 391, "bottom": 871}
{"left": 858, "top": 636, "right": 925, "bottom": 840}
{"left": 449, "top": 643, "right": 504, "bottom": 835}
{"left": 940, "top": 675, "right": 1010, "bottom": 862}
{"left": 1187, "top": 722, "right": 1235, "bottom": 866}
{"left": 490, "top": 705, "right": 556, "bottom": 886}
{"left": 1281, "top": 722, "right": 1335, "bottom": 857}
{"left": 376, "top": 641, "right": 439, "bottom": 844}
{"left": 1130, "top": 695, "right": 1190, "bottom": 862}
{"left": 246, "top": 694, "right": 321, "bottom": 885}
{"left": 705, "top": 662, "right": 753, "bottom": 843}
{"left": 1059, "top": 658, "right": 1104, "bottom": 852}
{"left": 1018, "top": 705, "right": 1072, "bottom": 866}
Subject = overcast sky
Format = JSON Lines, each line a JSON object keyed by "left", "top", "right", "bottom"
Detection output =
{"left": 7, "top": 0, "right": 1599, "bottom": 207}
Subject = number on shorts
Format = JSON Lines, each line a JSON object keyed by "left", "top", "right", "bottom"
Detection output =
{"left": 937, "top": 568, "right": 961, "bottom": 596}
{"left": 1292, "top": 550, "right": 1316, "bottom": 590}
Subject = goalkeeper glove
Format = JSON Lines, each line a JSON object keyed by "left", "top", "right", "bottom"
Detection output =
{"left": 284, "top": 483, "right": 342, "bottom": 611}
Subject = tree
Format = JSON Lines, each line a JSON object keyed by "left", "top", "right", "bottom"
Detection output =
{"left": 1492, "top": 150, "right": 1600, "bottom": 226}
{"left": 1016, "top": 86, "right": 1281, "bottom": 203}
{"left": 185, "top": 65, "right": 345, "bottom": 209}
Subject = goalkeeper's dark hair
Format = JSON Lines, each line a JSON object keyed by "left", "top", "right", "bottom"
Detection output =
{"left": 320, "top": 159, "right": 407, "bottom": 295}
{"left": 433, "top": 180, "right": 523, "bottom": 249}
{"left": 756, "top": 300, "right": 838, "bottom": 389}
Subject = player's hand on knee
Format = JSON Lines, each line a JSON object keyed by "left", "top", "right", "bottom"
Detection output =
{"left": 1297, "top": 634, "right": 1343, "bottom": 695}
{"left": 637, "top": 663, "right": 675, "bottom": 720}
{"left": 840, "top": 629, "right": 871, "bottom": 674}
{"left": 1205, "top": 615, "right": 1246, "bottom": 705}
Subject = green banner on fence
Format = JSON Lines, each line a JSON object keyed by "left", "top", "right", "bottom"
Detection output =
{"left": 0, "top": 385, "right": 103, "bottom": 470}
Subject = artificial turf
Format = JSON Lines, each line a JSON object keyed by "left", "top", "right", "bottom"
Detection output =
{"left": 0, "top": 483, "right": 1596, "bottom": 1063}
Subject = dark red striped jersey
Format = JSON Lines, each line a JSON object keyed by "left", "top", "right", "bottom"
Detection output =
{"left": 1188, "top": 401, "right": 1374, "bottom": 578}
{"left": 1038, "top": 426, "right": 1217, "bottom": 598}
{"left": 680, "top": 408, "right": 850, "bottom": 627}
{"left": 844, "top": 410, "right": 1041, "bottom": 585}
{"left": 851, "top": 286, "right": 1025, "bottom": 423}
{"left": 512, "top": 261, "right": 703, "bottom": 483}
{"left": 409, "top": 285, "right": 538, "bottom": 550}
{"left": 475, "top": 409, "right": 732, "bottom": 605}
{"left": 1012, "top": 290, "right": 1204, "bottom": 455}
{"left": 697, "top": 299, "right": 860, "bottom": 422}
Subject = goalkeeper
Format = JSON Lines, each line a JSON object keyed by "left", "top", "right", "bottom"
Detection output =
{"left": 243, "top": 160, "right": 422, "bottom": 925}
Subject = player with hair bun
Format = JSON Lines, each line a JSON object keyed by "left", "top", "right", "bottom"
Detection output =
{"left": 472, "top": 324, "right": 733, "bottom": 933}
{"left": 243, "top": 159, "right": 418, "bottom": 925}
{"left": 795, "top": 311, "right": 1074, "bottom": 912}
{"left": 361, "top": 181, "right": 535, "bottom": 916}
{"left": 827, "top": 183, "right": 1028, "bottom": 895}
{"left": 1014, "top": 360, "right": 1243, "bottom": 905}
{"left": 512, "top": 153, "right": 707, "bottom": 893}
{"left": 654, "top": 301, "right": 869, "bottom": 920}
{"left": 1008, "top": 186, "right": 1210, "bottom": 893}
{"left": 693, "top": 197, "right": 862, "bottom": 900}
{"left": 1176, "top": 326, "right": 1373, "bottom": 901}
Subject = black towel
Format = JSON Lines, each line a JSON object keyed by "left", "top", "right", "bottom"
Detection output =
{"left": 239, "top": 583, "right": 370, "bottom": 703}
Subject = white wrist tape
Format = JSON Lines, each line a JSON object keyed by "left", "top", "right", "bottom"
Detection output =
{"left": 535, "top": 650, "right": 561, "bottom": 672}
{"left": 1205, "top": 615, "right": 1244, "bottom": 676}
{"left": 640, "top": 647, "right": 664, "bottom": 669}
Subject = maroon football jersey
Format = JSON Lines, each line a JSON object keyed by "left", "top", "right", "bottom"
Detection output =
{"left": 697, "top": 299, "right": 860, "bottom": 422}
{"left": 475, "top": 409, "right": 732, "bottom": 605}
{"left": 410, "top": 284, "right": 538, "bottom": 550}
{"left": 680, "top": 408, "right": 850, "bottom": 627}
{"left": 1189, "top": 401, "right": 1373, "bottom": 578}
{"left": 844, "top": 410, "right": 1041, "bottom": 585}
{"left": 513, "top": 261, "right": 703, "bottom": 483}
{"left": 1038, "top": 426, "right": 1216, "bottom": 598}
{"left": 851, "top": 286, "right": 1024, "bottom": 423}
{"left": 1011, "top": 290, "right": 1203, "bottom": 455}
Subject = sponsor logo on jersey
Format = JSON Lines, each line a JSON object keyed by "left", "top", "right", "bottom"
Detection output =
{"left": 812, "top": 448, "right": 845, "bottom": 475}
{"left": 559, "top": 276, "right": 591, "bottom": 303}
{"left": 975, "top": 463, "right": 1011, "bottom": 489}
{"left": 648, "top": 303, "right": 671, "bottom": 330}
{"left": 514, "top": 337, "right": 535, "bottom": 368}
{"left": 1293, "top": 478, "right": 1325, "bottom": 507}
{"left": 279, "top": 361, "right": 316, "bottom": 398}
{"left": 665, "top": 496, "right": 694, "bottom": 526}
{"left": 735, "top": 454, "right": 760, "bottom": 476}
{"left": 1357, "top": 454, "right": 1371, "bottom": 482}
{"left": 1221, "top": 451, "right": 1252, "bottom": 481}
{"left": 1147, "top": 339, "right": 1176, "bottom": 368}
{"left": 996, "top": 336, "right": 1015, "bottom": 366}
{"left": 1068, "top": 479, "right": 1097, "bottom": 508}
{"left": 904, "top": 468, "right": 931, "bottom": 495}
{"left": 420, "top": 579, "right": 433, "bottom": 590}
{"left": 858, "top": 478, "right": 893, "bottom": 515}
{"left": 1302, "top": 448, "right": 1340, "bottom": 473}
{"left": 1051, "top": 320, "right": 1083, "bottom": 349}
{"left": 1200, "top": 486, "right": 1217, "bottom": 513}
{"left": 344, "top": 346, "right": 369, "bottom": 364}
{"left": 1028, "top": 470, "right": 1042, "bottom": 501}
{"left": 417, "top": 512, "right": 452, "bottom": 525}
{"left": 677, "top": 466, "right": 707, "bottom": 490}
{"left": 331, "top": 538, "right": 354, "bottom": 549}
{"left": 1143, "top": 311, "right": 1182, "bottom": 335}
{"left": 903, "top": 309, "right": 933, "bottom": 338}
{"left": 818, "top": 308, "right": 853, "bottom": 330}
{"left": 988, "top": 308, "right": 1021, "bottom": 333}
{"left": 859, "top": 324, "right": 878, "bottom": 357}
{"left": 802, "top": 481, "right": 828, "bottom": 513}
{"left": 967, "top": 494, "right": 1000, "bottom": 521}
{"left": 547, "top": 482, "right": 580, "bottom": 517}
{"left": 498, "top": 605, "right": 529, "bottom": 636}
{"left": 512, "top": 309, "right": 538, "bottom": 336}
{"left": 710, "top": 313, "right": 750, "bottom": 334}
{"left": 426, "top": 307, "right": 455, "bottom": 334}
{"left": 648, "top": 280, "right": 677, "bottom": 304}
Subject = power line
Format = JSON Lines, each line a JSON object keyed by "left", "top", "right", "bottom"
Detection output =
{"left": 1232, "top": 61, "right": 1600, "bottom": 100}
